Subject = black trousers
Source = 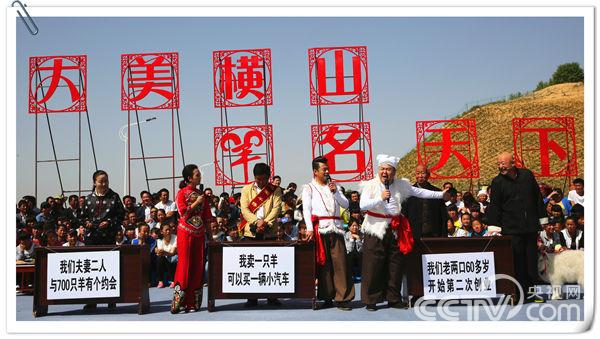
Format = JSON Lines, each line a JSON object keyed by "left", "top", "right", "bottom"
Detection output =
{"left": 157, "top": 256, "right": 177, "bottom": 282}
{"left": 361, "top": 228, "right": 406, "bottom": 305}
{"left": 510, "top": 232, "right": 539, "bottom": 297}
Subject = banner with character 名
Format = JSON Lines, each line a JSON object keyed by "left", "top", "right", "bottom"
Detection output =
{"left": 222, "top": 247, "right": 295, "bottom": 293}
{"left": 47, "top": 251, "right": 120, "bottom": 300}
{"left": 422, "top": 252, "right": 497, "bottom": 300}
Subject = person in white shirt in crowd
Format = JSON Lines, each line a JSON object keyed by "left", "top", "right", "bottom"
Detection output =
{"left": 359, "top": 154, "right": 449, "bottom": 311}
{"left": 138, "top": 190, "right": 155, "bottom": 223}
{"left": 63, "top": 229, "right": 85, "bottom": 247}
{"left": 344, "top": 218, "right": 364, "bottom": 283}
{"left": 567, "top": 178, "right": 584, "bottom": 207}
{"left": 154, "top": 188, "right": 178, "bottom": 219}
{"left": 156, "top": 223, "right": 178, "bottom": 288}
{"left": 16, "top": 231, "right": 36, "bottom": 261}
{"left": 559, "top": 216, "right": 584, "bottom": 250}
{"left": 302, "top": 156, "right": 354, "bottom": 311}
{"left": 447, "top": 219, "right": 469, "bottom": 237}
{"left": 477, "top": 189, "right": 489, "bottom": 212}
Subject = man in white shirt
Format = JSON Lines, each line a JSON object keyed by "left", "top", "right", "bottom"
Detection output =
{"left": 359, "top": 154, "right": 449, "bottom": 311}
{"left": 302, "top": 156, "right": 355, "bottom": 311}
{"left": 154, "top": 188, "right": 178, "bottom": 219}
{"left": 567, "top": 178, "right": 584, "bottom": 207}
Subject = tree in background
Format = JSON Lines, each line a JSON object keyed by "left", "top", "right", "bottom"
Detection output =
{"left": 536, "top": 62, "right": 583, "bottom": 91}
{"left": 549, "top": 62, "right": 584, "bottom": 85}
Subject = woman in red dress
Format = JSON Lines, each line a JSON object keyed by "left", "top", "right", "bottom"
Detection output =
{"left": 171, "top": 164, "right": 213, "bottom": 313}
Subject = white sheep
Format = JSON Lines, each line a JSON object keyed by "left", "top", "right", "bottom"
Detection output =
{"left": 538, "top": 248, "right": 584, "bottom": 300}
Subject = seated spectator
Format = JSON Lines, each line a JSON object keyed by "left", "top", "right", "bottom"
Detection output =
{"left": 155, "top": 223, "right": 178, "bottom": 288}
{"left": 63, "top": 229, "right": 85, "bottom": 247}
{"left": 469, "top": 219, "right": 487, "bottom": 237}
{"left": 115, "top": 229, "right": 126, "bottom": 245}
{"left": 567, "top": 178, "right": 584, "bottom": 207}
{"left": 282, "top": 221, "right": 296, "bottom": 241}
{"left": 132, "top": 222, "right": 158, "bottom": 285}
{"left": 560, "top": 216, "right": 583, "bottom": 250}
{"left": 138, "top": 191, "right": 155, "bottom": 223}
{"left": 132, "top": 223, "right": 156, "bottom": 250}
{"left": 447, "top": 219, "right": 468, "bottom": 237}
{"left": 460, "top": 213, "right": 472, "bottom": 232}
{"left": 31, "top": 223, "right": 44, "bottom": 247}
{"left": 123, "top": 227, "right": 136, "bottom": 244}
{"left": 344, "top": 218, "right": 363, "bottom": 282}
{"left": 45, "top": 230, "right": 62, "bottom": 247}
{"left": 550, "top": 204, "right": 565, "bottom": 220}
{"left": 445, "top": 187, "right": 463, "bottom": 210}
{"left": 16, "top": 199, "right": 33, "bottom": 230}
{"left": 293, "top": 198, "right": 304, "bottom": 222}
{"left": 544, "top": 188, "right": 572, "bottom": 216}
{"left": 154, "top": 208, "right": 167, "bottom": 231}
{"left": 476, "top": 189, "right": 489, "bottom": 212}
{"left": 35, "top": 202, "right": 54, "bottom": 224}
{"left": 553, "top": 217, "right": 565, "bottom": 234}
{"left": 470, "top": 204, "right": 483, "bottom": 221}
{"left": 226, "top": 229, "right": 240, "bottom": 242}
{"left": 147, "top": 207, "right": 159, "bottom": 229}
{"left": 297, "top": 221, "right": 309, "bottom": 242}
{"left": 538, "top": 221, "right": 561, "bottom": 252}
{"left": 150, "top": 227, "right": 161, "bottom": 241}
{"left": 575, "top": 213, "right": 584, "bottom": 231}
{"left": 460, "top": 192, "right": 477, "bottom": 215}
{"left": 447, "top": 204, "right": 461, "bottom": 229}
{"left": 56, "top": 225, "right": 68, "bottom": 244}
{"left": 209, "top": 220, "right": 226, "bottom": 242}
{"left": 154, "top": 188, "right": 178, "bottom": 220}
{"left": 16, "top": 231, "right": 36, "bottom": 262}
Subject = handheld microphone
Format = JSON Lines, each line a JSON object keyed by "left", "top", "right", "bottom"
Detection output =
{"left": 325, "top": 174, "right": 335, "bottom": 192}
{"left": 384, "top": 179, "right": 390, "bottom": 203}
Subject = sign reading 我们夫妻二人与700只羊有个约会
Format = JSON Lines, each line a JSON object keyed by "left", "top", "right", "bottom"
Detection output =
{"left": 422, "top": 252, "right": 497, "bottom": 300}
{"left": 222, "top": 247, "right": 295, "bottom": 293}
{"left": 47, "top": 251, "right": 120, "bottom": 300}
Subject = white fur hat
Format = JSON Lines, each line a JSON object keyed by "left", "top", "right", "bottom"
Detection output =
{"left": 477, "top": 189, "right": 488, "bottom": 197}
{"left": 376, "top": 154, "right": 400, "bottom": 168}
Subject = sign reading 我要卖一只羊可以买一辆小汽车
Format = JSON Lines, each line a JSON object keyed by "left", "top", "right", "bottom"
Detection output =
{"left": 222, "top": 247, "right": 295, "bottom": 293}
{"left": 46, "top": 251, "right": 120, "bottom": 300}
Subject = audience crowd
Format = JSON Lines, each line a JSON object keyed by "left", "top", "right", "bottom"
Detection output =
{"left": 16, "top": 175, "right": 585, "bottom": 289}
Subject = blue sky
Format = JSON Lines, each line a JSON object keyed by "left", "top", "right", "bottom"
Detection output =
{"left": 16, "top": 16, "right": 584, "bottom": 200}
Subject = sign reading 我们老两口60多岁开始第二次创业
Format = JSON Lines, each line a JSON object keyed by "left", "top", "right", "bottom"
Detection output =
{"left": 222, "top": 247, "right": 295, "bottom": 293}
{"left": 47, "top": 251, "right": 120, "bottom": 300}
{"left": 422, "top": 252, "right": 497, "bottom": 300}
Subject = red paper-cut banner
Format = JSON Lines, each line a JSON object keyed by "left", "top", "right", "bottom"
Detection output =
{"left": 29, "top": 55, "right": 87, "bottom": 114}
{"left": 311, "top": 122, "right": 373, "bottom": 182}
{"left": 512, "top": 117, "right": 578, "bottom": 177}
{"left": 415, "top": 119, "right": 479, "bottom": 179}
{"left": 214, "top": 125, "right": 275, "bottom": 186}
{"left": 308, "top": 46, "right": 369, "bottom": 106}
{"left": 213, "top": 49, "right": 273, "bottom": 108}
{"left": 121, "top": 52, "right": 180, "bottom": 110}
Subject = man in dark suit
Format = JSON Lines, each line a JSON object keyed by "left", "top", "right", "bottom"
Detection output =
{"left": 486, "top": 152, "right": 548, "bottom": 303}
{"left": 401, "top": 165, "right": 448, "bottom": 239}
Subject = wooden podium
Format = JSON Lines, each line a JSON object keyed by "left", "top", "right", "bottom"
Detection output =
{"left": 207, "top": 241, "right": 316, "bottom": 312}
{"left": 406, "top": 237, "right": 517, "bottom": 304}
{"left": 33, "top": 245, "right": 150, "bottom": 317}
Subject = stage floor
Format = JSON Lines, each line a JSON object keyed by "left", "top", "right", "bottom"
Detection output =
{"left": 16, "top": 283, "right": 584, "bottom": 322}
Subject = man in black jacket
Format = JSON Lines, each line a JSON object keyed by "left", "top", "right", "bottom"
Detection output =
{"left": 486, "top": 152, "right": 548, "bottom": 303}
{"left": 401, "top": 165, "right": 448, "bottom": 239}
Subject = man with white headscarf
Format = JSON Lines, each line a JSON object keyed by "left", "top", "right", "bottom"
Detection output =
{"left": 359, "top": 154, "right": 449, "bottom": 311}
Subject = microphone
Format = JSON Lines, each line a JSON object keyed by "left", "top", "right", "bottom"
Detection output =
{"left": 325, "top": 174, "right": 335, "bottom": 192}
{"left": 384, "top": 179, "right": 390, "bottom": 203}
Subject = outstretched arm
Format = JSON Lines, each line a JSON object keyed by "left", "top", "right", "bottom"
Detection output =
{"left": 409, "top": 186, "right": 445, "bottom": 200}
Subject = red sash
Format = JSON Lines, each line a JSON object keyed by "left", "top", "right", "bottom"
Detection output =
{"left": 310, "top": 215, "right": 341, "bottom": 267}
{"left": 238, "top": 183, "right": 277, "bottom": 232}
{"left": 365, "top": 211, "right": 414, "bottom": 255}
